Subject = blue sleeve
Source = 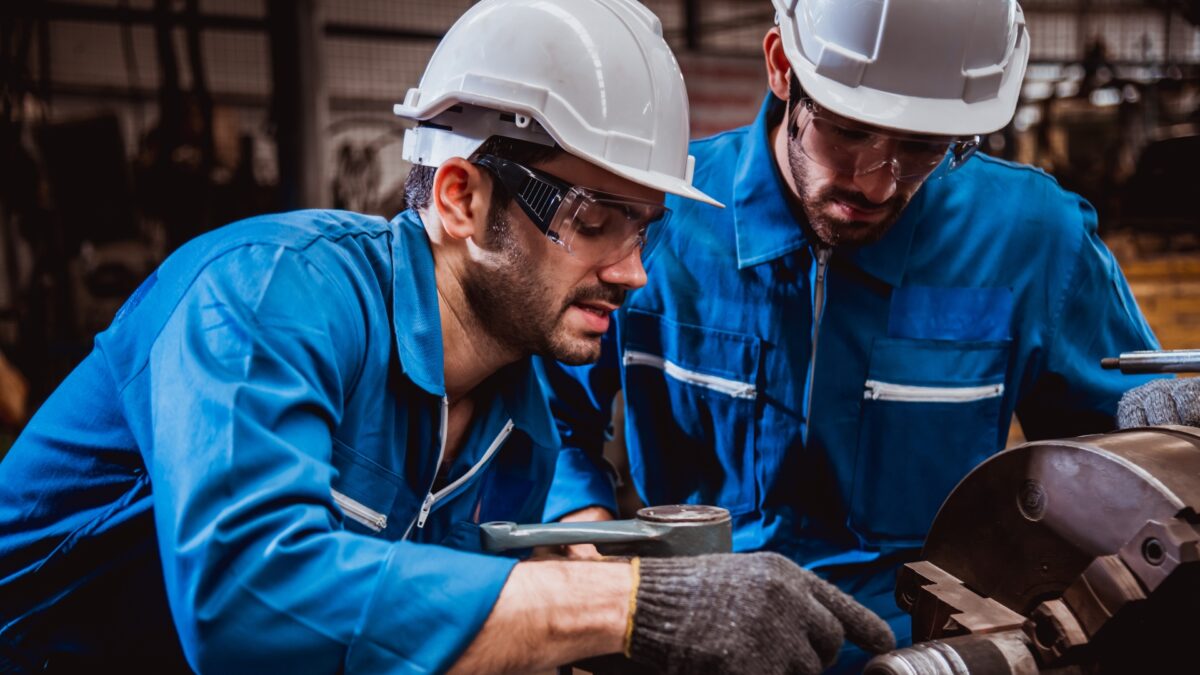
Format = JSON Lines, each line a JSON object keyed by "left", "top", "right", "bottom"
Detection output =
{"left": 144, "top": 245, "right": 515, "bottom": 674}
{"left": 1016, "top": 193, "right": 1165, "bottom": 439}
{"left": 536, "top": 326, "right": 622, "bottom": 522}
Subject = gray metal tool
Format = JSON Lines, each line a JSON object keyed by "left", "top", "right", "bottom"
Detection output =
{"left": 480, "top": 504, "right": 732, "bottom": 557}
{"left": 1101, "top": 349, "right": 1200, "bottom": 373}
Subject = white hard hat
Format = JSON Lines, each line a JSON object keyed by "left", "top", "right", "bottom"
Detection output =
{"left": 773, "top": 0, "right": 1031, "bottom": 137}
{"left": 395, "top": 0, "right": 721, "bottom": 207}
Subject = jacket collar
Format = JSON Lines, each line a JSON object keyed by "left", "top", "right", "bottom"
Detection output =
{"left": 732, "top": 94, "right": 923, "bottom": 288}
{"left": 390, "top": 210, "right": 558, "bottom": 449}
{"left": 391, "top": 210, "right": 447, "bottom": 396}
{"left": 733, "top": 95, "right": 809, "bottom": 269}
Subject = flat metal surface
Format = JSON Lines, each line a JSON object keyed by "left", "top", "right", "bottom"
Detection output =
{"left": 636, "top": 504, "right": 731, "bottom": 523}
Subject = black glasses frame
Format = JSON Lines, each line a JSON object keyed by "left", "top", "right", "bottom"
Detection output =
{"left": 473, "top": 154, "right": 571, "bottom": 241}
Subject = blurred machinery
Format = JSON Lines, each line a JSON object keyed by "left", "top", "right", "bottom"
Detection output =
{"left": 1118, "top": 134, "right": 1200, "bottom": 249}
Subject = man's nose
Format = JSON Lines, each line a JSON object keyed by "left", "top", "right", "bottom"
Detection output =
{"left": 597, "top": 247, "right": 648, "bottom": 290}
{"left": 853, "top": 162, "right": 899, "bottom": 204}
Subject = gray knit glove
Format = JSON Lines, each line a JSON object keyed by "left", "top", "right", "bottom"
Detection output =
{"left": 627, "top": 552, "right": 895, "bottom": 675}
{"left": 1117, "top": 378, "right": 1200, "bottom": 429}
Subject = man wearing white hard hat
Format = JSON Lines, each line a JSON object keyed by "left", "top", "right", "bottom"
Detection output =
{"left": 0, "top": 1, "right": 897, "bottom": 673}
{"left": 543, "top": 0, "right": 1163, "bottom": 671}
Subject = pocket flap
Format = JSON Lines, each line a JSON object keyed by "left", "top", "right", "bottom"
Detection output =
{"left": 888, "top": 287, "right": 1013, "bottom": 341}
{"left": 624, "top": 308, "right": 760, "bottom": 387}
{"left": 867, "top": 337, "right": 1010, "bottom": 387}
{"left": 330, "top": 437, "right": 401, "bottom": 533}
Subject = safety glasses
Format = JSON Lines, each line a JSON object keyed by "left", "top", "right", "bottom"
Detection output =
{"left": 788, "top": 98, "right": 980, "bottom": 183}
{"left": 472, "top": 154, "right": 668, "bottom": 267}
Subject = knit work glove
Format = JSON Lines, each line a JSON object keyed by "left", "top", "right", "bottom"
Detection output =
{"left": 1117, "top": 378, "right": 1200, "bottom": 429}
{"left": 626, "top": 552, "right": 895, "bottom": 675}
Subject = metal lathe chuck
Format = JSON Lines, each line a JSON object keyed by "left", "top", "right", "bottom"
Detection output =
{"left": 867, "top": 426, "right": 1200, "bottom": 674}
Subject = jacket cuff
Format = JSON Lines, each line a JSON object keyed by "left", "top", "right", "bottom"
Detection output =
{"left": 542, "top": 447, "right": 619, "bottom": 523}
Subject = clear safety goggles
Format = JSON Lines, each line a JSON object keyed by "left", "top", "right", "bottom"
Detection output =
{"left": 472, "top": 154, "right": 668, "bottom": 267}
{"left": 789, "top": 98, "right": 980, "bottom": 183}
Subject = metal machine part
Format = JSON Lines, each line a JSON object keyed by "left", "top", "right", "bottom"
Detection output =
{"left": 1100, "top": 349, "right": 1200, "bottom": 373}
{"left": 865, "top": 631, "right": 1042, "bottom": 675}
{"left": 866, "top": 426, "right": 1200, "bottom": 674}
{"left": 480, "top": 504, "right": 732, "bottom": 557}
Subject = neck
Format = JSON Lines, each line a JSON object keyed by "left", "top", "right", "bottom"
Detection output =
{"left": 420, "top": 212, "right": 522, "bottom": 404}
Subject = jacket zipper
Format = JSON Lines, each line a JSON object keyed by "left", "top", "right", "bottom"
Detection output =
{"left": 623, "top": 350, "right": 756, "bottom": 399}
{"left": 414, "top": 419, "right": 515, "bottom": 529}
{"left": 332, "top": 489, "right": 388, "bottom": 532}
{"left": 402, "top": 396, "right": 449, "bottom": 540}
{"left": 803, "top": 246, "right": 832, "bottom": 442}
{"left": 403, "top": 395, "right": 516, "bottom": 538}
{"left": 863, "top": 380, "right": 1004, "bottom": 403}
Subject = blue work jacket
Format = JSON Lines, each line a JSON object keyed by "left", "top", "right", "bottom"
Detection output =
{"left": 541, "top": 94, "right": 1160, "bottom": 592}
{"left": 0, "top": 210, "right": 559, "bottom": 673}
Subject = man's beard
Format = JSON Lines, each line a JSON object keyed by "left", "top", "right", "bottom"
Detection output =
{"left": 460, "top": 206, "right": 625, "bottom": 365}
{"left": 786, "top": 140, "right": 910, "bottom": 248}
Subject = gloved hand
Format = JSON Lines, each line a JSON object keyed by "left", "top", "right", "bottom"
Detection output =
{"left": 625, "top": 552, "right": 895, "bottom": 675}
{"left": 1117, "top": 378, "right": 1200, "bottom": 428}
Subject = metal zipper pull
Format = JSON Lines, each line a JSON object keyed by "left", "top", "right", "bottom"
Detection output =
{"left": 815, "top": 245, "right": 831, "bottom": 285}
{"left": 331, "top": 489, "right": 388, "bottom": 532}
{"left": 416, "top": 492, "right": 435, "bottom": 529}
{"left": 414, "top": 397, "right": 450, "bottom": 532}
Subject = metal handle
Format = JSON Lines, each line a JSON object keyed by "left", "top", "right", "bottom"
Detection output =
{"left": 480, "top": 505, "right": 733, "bottom": 557}
{"left": 1102, "top": 350, "right": 1200, "bottom": 374}
{"left": 480, "top": 520, "right": 661, "bottom": 552}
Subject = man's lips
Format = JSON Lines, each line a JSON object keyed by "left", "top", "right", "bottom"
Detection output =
{"left": 830, "top": 198, "right": 889, "bottom": 222}
{"left": 569, "top": 301, "right": 616, "bottom": 332}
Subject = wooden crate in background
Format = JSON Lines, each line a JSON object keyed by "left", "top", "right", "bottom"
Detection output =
{"left": 1121, "top": 256, "right": 1200, "bottom": 352}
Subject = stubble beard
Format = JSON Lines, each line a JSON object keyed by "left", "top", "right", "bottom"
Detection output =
{"left": 786, "top": 140, "right": 910, "bottom": 248}
{"left": 460, "top": 206, "right": 624, "bottom": 366}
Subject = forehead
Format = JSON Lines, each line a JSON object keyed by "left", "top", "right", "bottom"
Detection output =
{"left": 532, "top": 153, "right": 664, "bottom": 203}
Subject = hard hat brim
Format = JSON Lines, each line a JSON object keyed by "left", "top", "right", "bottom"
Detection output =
{"left": 397, "top": 95, "right": 724, "bottom": 209}
{"left": 790, "top": 56, "right": 1028, "bottom": 137}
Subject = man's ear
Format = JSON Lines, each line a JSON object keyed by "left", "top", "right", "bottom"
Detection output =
{"left": 432, "top": 157, "right": 491, "bottom": 241}
{"left": 763, "top": 27, "right": 791, "bottom": 102}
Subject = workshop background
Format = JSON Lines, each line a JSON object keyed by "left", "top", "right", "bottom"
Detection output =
{"left": 0, "top": 0, "right": 1198, "bottom": 461}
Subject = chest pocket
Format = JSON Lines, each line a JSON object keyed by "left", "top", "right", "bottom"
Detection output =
{"left": 330, "top": 437, "right": 404, "bottom": 538}
{"left": 621, "top": 309, "right": 760, "bottom": 515}
{"left": 849, "top": 337, "right": 1010, "bottom": 547}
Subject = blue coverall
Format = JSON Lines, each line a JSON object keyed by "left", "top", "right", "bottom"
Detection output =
{"left": 0, "top": 210, "right": 560, "bottom": 673}
{"left": 539, "top": 95, "right": 1162, "bottom": 672}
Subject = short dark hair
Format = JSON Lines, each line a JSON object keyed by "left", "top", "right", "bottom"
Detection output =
{"left": 403, "top": 134, "right": 563, "bottom": 212}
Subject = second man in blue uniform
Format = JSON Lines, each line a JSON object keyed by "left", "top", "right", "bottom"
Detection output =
{"left": 542, "top": 2, "right": 1163, "bottom": 672}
